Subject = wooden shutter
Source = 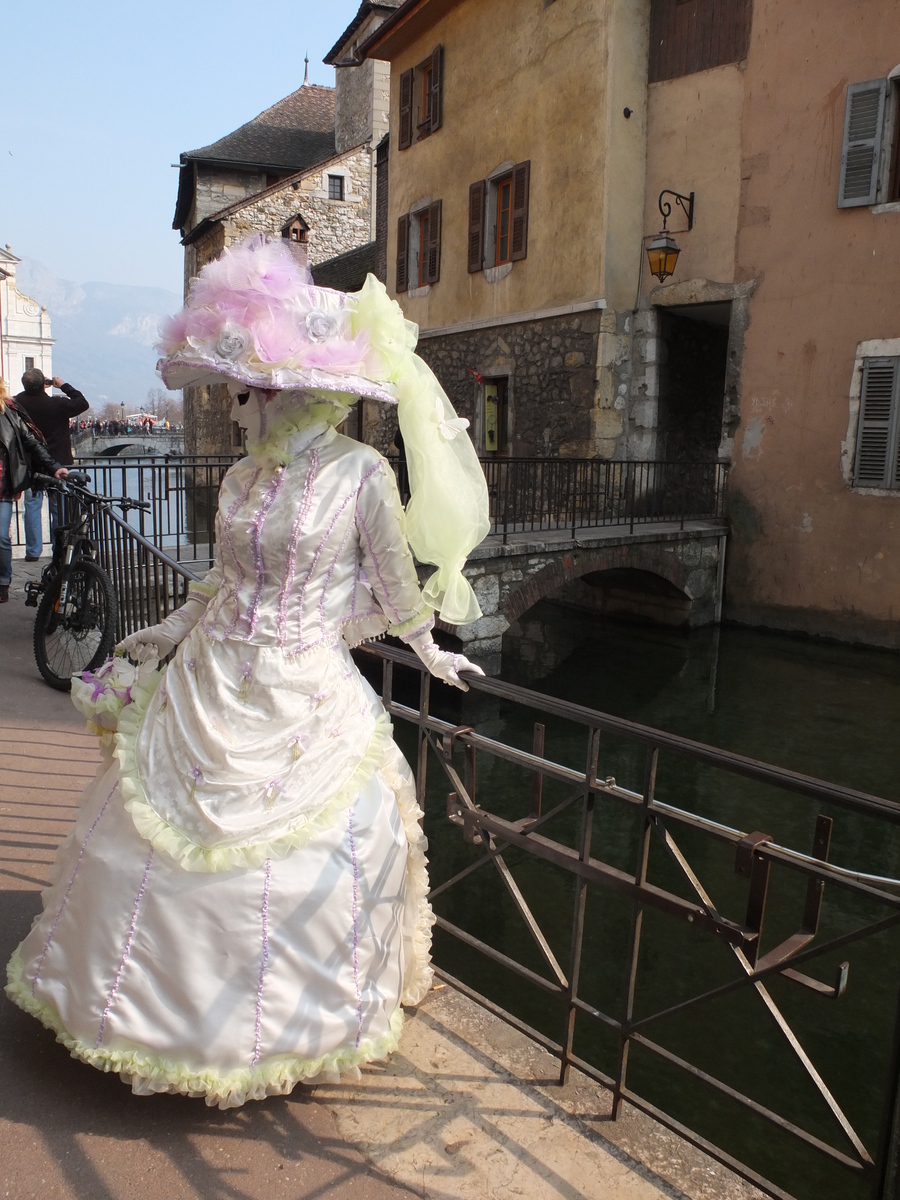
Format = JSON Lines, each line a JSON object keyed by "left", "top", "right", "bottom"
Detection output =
{"left": 468, "top": 180, "right": 485, "bottom": 273}
{"left": 510, "top": 160, "right": 530, "bottom": 261}
{"left": 854, "top": 357, "right": 900, "bottom": 487}
{"left": 838, "top": 80, "right": 888, "bottom": 208}
{"left": 426, "top": 200, "right": 442, "bottom": 284}
{"left": 428, "top": 44, "right": 444, "bottom": 133}
{"left": 396, "top": 213, "right": 409, "bottom": 293}
{"left": 398, "top": 69, "right": 414, "bottom": 151}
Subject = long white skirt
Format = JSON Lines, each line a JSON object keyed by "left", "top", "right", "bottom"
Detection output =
{"left": 6, "top": 742, "right": 432, "bottom": 1109}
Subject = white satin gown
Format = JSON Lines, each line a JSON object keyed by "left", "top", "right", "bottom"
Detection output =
{"left": 6, "top": 426, "right": 436, "bottom": 1108}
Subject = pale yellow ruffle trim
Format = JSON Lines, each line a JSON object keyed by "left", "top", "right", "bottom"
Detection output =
{"left": 388, "top": 759, "right": 436, "bottom": 1005}
{"left": 5, "top": 949, "right": 405, "bottom": 1110}
{"left": 114, "top": 668, "right": 396, "bottom": 873}
{"left": 388, "top": 606, "right": 435, "bottom": 641}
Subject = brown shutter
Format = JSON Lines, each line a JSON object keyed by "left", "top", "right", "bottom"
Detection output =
{"left": 429, "top": 44, "right": 444, "bottom": 133}
{"left": 426, "top": 200, "right": 442, "bottom": 283}
{"left": 468, "top": 180, "right": 485, "bottom": 273}
{"left": 398, "top": 69, "right": 414, "bottom": 151}
{"left": 510, "top": 160, "right": 530, "bottom": 261}
{"left": 855, "top": 357, "right": 900, "bottom": 487}
{"left": 396, "top": 213, "right": 409, "bottom": 293}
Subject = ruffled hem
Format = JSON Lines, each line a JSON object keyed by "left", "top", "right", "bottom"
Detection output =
{"left": 388, "top": 760, "right": 436, "bottom": 1005}
{"left": 115, "top": 669, "right": 396, "bottom": 873}
{"left": 5, "top": 949, "right": 405, "bottom": 1110}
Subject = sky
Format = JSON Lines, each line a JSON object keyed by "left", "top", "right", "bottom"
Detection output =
{"left": 2, "top": 0, "right": 364, "bottom": 292}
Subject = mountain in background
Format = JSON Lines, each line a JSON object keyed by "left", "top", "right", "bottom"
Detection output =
{"left": 17, "top": 258, "right": 182, "bottom": 410}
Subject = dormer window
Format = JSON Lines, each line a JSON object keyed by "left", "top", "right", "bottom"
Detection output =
{"left": 281, "top": 214, "right": 309, "bottom": 244}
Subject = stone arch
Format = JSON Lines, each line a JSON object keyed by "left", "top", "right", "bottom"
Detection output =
{"left": 502, "top": 542, "right": 702, "bottom": 625}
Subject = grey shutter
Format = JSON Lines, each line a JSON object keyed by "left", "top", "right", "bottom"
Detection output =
{"left": 399, "top": 69, "right": 414, "bottom": 151}
{"left": 429, "top": 44, "right": 443, "bottom": 133}
{"left": 468, "top": 180, "right": 485, "bottom": 273}
{"left": 510, "top": 160, "right": 531, "bottom": 261}
{"left": 396, "top": 214, "right": 409, "bottom": 293}
{"left": 854, "top": 357, "right": 900, "bottom": 487}
{"left": 838, "top": 80, "right": 888, "bottom": 207}
{"left": 426, "top": 199, "right": 442, "bottom": 284}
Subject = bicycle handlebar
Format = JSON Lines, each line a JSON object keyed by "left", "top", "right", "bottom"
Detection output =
{"left": 30, "top": 473, "right": 151, "bottom": 511}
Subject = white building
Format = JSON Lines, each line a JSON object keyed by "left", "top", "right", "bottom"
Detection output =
{"left": 0, "top": 244, "right": 53, "bottom": 391}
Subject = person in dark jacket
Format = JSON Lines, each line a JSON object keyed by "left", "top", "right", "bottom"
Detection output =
{"left": 14, "top": 369, "right": 87, "bottom": 553}
{"left": 0, "top": 379, "right": 67, "bottom": 603}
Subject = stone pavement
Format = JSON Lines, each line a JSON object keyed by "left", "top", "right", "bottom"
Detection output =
{"left": 0, "top": 553, "right": 766, "bottom": 1200}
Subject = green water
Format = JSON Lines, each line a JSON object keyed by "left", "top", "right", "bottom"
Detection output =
{"left": 386, "top": 603, "right": 900, "bottom": 1200}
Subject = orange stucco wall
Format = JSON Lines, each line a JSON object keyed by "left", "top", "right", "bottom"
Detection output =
{"left": 726, "top": 0, "right": 900, "bottom": 640}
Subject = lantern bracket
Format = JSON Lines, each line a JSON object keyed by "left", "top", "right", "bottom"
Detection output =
{"left": 658, "top": 189, "right": 694, "bottom": 232}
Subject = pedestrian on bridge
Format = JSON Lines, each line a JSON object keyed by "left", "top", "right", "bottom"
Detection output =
{"left": 0, "top": 378, "right": 68, "bottom": 603}
{"left": 6, "top": 236, "right": 490, "bottom": 1108}
{"left": 14, "top": 369, "right": 88, "bottom": 557}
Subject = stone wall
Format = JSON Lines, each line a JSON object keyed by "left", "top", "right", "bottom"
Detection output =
{"left": 417, "top": 311, "right": 603, "bottom": 458}
{"left": 335, "top": 59, "right": 376, "bottom": 153}
{"left": 224, "top": 148, "right": 372, "bottom": 268}
{"left": 193, "top": 164, "right": 266, "bottom": 228}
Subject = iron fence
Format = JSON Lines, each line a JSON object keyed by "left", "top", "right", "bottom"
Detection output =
{"left": 37, "top": 496, "right": 900, "bottom": 1200}
{"left": 358, "top": 640, "right": 900, "bottom": 1200}
{"left": 10, "top": 455, "right": 727, "bottom": 555}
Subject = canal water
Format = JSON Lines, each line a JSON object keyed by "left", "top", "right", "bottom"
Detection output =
{"left": 384, "top": 601, "right": 900, "bottom": 1200}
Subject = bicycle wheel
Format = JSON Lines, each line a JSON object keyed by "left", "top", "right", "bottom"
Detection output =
{"left": 34, "top": 559, "right": 117, "bottom": 691}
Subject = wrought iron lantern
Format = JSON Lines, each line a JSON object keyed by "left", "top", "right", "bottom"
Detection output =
{"left": 645, "top": 189, "right": 694, "bottom": 283}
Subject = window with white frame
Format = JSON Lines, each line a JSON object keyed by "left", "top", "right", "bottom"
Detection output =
{"left": 837, "top": 71, "right": 900, "bottom": 208}
{"left": 854, "top": 357, "right": 900, "bottom": 487}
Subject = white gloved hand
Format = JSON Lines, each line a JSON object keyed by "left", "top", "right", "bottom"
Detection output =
{"left": 116, "top": 596, "right": 208, "bottom": 664}
{"left": 408, "top": 632, "right": 485, "bottom": 692}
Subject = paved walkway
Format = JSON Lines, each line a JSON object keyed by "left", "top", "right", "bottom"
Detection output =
{"left": 0, "top": 553, "right": 764, "bottom": 1200}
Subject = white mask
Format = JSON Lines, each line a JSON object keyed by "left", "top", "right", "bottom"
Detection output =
{"left": 228, "top": 384, "right": 266, "bottom": 446}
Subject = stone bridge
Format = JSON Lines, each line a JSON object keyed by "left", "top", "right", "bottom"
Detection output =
{"left": 72, "top": 432, "right": 185, "bottom": 458}
{"left": 433, "top": 521, "right": 728, "bottom": 662}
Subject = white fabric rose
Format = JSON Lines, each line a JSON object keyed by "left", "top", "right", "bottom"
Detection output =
{"left": 306, "top": 310, "right": 340, "bottom": 342}
{"left": 215, "top": 324, "right": 250, "bottom": 361}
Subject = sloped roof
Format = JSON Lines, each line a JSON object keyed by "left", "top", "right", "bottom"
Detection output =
{"left": 182, "top": 84, "right": 335, "bottom": 169}
{"left": 311, "top": 241, "right": 377, "bottom": 292}
{"left": 174, "top": 84, "right": 337, "bottom": 233}
{"left": 324, "top": 1, "right": 405, "bottom": 65}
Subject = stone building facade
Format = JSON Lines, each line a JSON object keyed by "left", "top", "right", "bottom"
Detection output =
{"left": 0, "top": 244, "right": 53, "bottom": 389}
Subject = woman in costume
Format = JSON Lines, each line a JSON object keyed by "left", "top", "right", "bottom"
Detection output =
{"left": 6, "top": 236, "right": 489, "bottom": 1108}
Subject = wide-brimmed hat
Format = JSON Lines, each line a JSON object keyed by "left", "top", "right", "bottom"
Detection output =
{"left": 157, "top": 236, "right": 397, "bottom": 403}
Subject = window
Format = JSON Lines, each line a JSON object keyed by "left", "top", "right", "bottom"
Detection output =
{"left": 468, "top": 161, "right": 530, "bottom": 273}
{"left": 854, "top": 358, "right": 900, "bottom": 488}
{"left": 328, "top": 174, "right": 345, "bottom": 201}
{"left": 398, "top": 45, "right": 443, "bottom": 150}
{"left": 838, "top": 76, "right": 900, "bottom": 208}
{"left": 396, "top": 200, "right": 442, "bottom": 292}
{"left": 25, "top": 357, "right": 34, "bottom": 370}
{"left": 648, "top": 0, "right": 751, "bottom": 83}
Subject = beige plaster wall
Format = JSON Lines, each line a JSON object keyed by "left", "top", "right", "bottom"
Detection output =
{"left": 642, "top": 64, "right": 744, "bottom": 292}
{"left": 726, "top": 0, "right": 900, "bottom": 639}
{"left": 385, "top": 0, "right": 650, "bottom": 330}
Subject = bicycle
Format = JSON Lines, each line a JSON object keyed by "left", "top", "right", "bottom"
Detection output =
{"left": 26, "top": 473, "right": 150, "bottom": 691}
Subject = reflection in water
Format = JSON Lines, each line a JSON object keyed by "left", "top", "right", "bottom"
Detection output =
{"left": 398, "top": 602, "right": 900, "bottom": 1200}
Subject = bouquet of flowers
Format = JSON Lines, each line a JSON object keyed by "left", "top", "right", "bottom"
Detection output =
{"left": 71, "top": 654, "right": 156, "bottom": 743}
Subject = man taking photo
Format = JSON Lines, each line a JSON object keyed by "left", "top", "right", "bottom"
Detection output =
{"left": 14, "top": 369, "right": 88, "bottom": 557}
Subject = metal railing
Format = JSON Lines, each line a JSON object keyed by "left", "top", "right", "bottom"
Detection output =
{"left": 44, "top": 497, "right": 900, "bottom": 1200}
{"left": 11, "top": 455, "right": 727, "bottom": 554}
{"left": 359, "top": 640, "right": 900, "bottom": 1200}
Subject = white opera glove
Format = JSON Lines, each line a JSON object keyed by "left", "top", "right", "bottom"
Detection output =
{"left": 116, "top": 596, "right": 208, "bottom": 664}
{"left": 408, "top": 631, "right": 485, "bottom": 692}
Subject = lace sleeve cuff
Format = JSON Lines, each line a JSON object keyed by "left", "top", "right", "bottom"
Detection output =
{"left": 389, "top": 609, "right": 435, "bottom": 643}
{"left": 187, "top": 582, "right": 216, "bottom": 603}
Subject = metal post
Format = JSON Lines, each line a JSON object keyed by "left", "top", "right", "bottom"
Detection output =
{"left": 613, "top": 746, "right": 658, "bottom": 1117}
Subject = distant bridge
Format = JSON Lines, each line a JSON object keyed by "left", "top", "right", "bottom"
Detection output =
{"left": 72, "top": 431, "right": 185, "bottom": 457}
